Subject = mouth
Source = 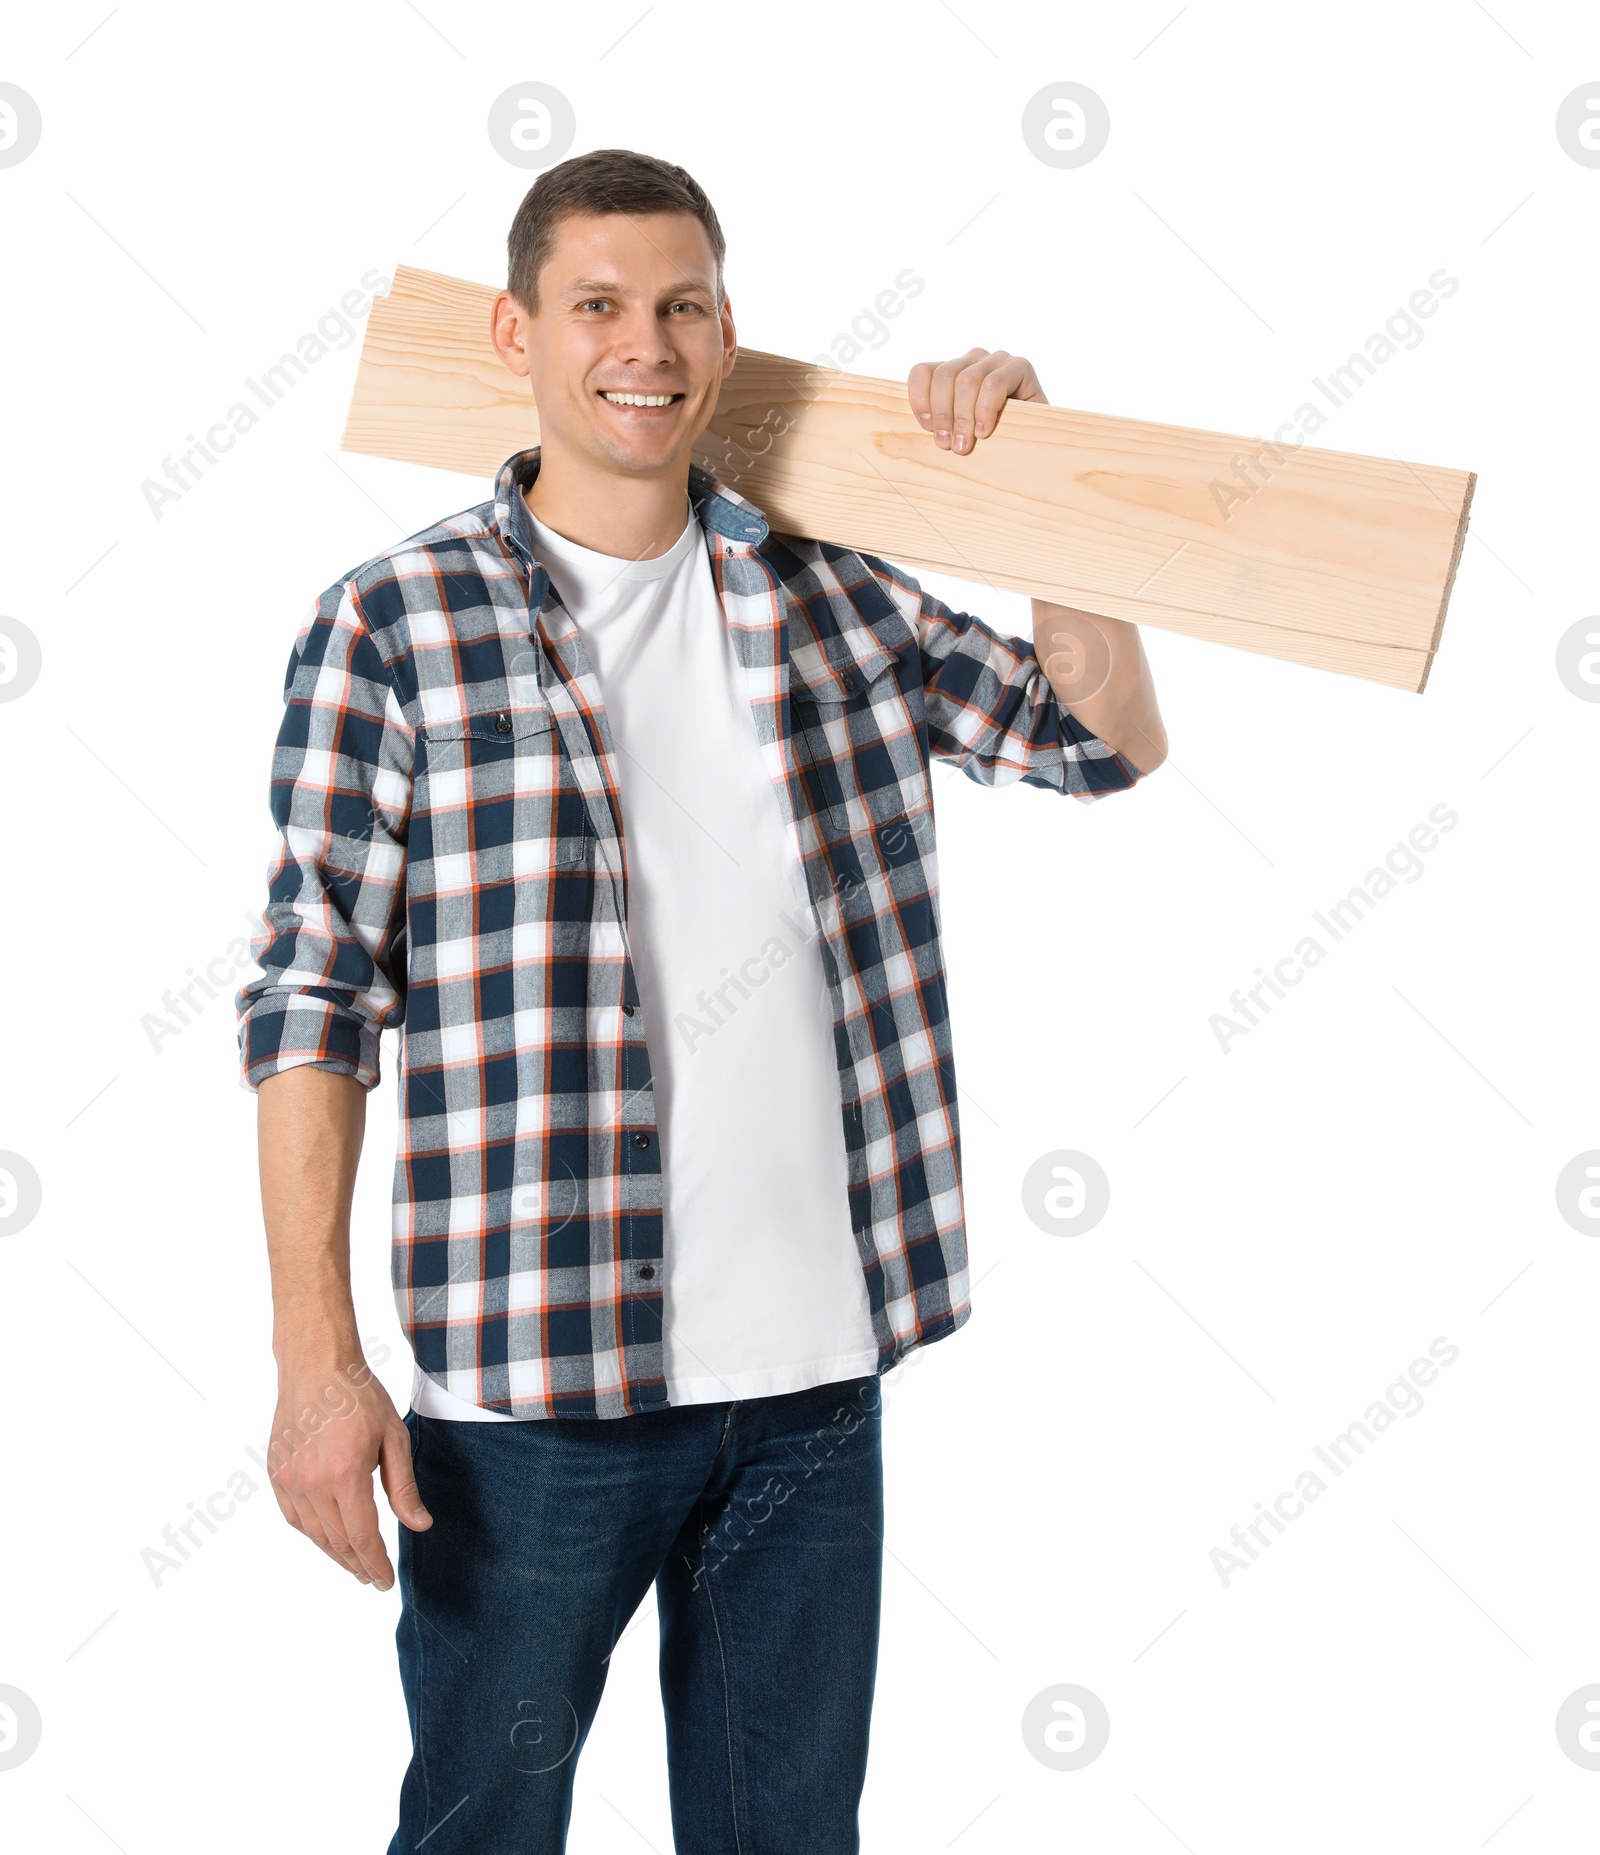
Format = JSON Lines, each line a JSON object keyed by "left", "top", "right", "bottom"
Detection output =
{"left": 596, "top": 388, "right": 686, "bottom": 420}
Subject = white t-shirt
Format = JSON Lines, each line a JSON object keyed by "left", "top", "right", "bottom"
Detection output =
{"left": 409, "top": 493, "right": 879, "bottom": 1421}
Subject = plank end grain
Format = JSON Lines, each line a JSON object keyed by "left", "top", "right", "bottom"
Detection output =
{"left": 1425, "top": 467, "right": 1477, "bottom": 664}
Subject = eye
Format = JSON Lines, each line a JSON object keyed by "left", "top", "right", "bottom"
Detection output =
{"left": 578, "top": 298, "right": 610, "bottom": 313}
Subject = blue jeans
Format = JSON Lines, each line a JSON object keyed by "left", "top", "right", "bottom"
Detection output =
{"left": 385, "top": 1372, "right": 885, "bottom": 1853}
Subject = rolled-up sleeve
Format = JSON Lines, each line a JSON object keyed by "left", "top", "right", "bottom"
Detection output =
{"left": 865, "top": 556, "right": 1143, "bottom": 802}
{"left": 236, "top": 582, "right": 414, "bottom": 1092}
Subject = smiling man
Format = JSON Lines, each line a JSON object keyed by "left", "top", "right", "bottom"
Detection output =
{"left": 238, "top": 147, "right": 1166, "bottom": 1854}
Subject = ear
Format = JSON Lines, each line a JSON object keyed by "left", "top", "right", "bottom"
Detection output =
{"left": 490, "top": 289, "right": 532, "bottom": 379}
{"left": 719, "top": 293, "right": 738, "bottom": 380}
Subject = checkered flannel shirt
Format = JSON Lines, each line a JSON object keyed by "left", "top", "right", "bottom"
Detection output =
{"left": 237, "top": 446, "right": 1145, "bottom": 1417}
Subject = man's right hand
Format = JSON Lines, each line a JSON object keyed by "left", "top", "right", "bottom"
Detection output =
{"left": 264, "top": 1352, "right": 432, "bottom": 1589}
{"left": 255, "top": 1064, "right": 433, "bottom": 1593}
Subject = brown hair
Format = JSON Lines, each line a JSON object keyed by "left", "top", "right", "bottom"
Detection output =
{"left": 506, "top": 148, "right": 726, "bottom": 315}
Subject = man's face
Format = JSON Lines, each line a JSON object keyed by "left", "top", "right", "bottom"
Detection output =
{"left": 503, "top": 209, "right": 736, "bottom": 478}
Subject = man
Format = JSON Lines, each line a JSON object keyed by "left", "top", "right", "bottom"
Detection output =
{"left": 238, "top": 147, "right": 1166, "bottom": 1853}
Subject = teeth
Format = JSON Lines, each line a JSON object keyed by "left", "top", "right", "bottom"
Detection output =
{"left": 601, "top": 391, "right": 678, "bottom": 406}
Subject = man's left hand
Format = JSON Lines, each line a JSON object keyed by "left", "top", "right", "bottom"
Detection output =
{"left": 906, "top": 348, "right": 1047, "bottom": 455}
{"left": 905, "top": 346, "right": 1169, "bottom": 777}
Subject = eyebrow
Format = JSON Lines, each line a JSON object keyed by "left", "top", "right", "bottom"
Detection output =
{"left": 563, "top": 276, "right": 716, "bottom": 299}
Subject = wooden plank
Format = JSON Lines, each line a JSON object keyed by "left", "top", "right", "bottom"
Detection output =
{"left": 341, "top": 264, "right": 1475, "bottom": 692}
{"left": 902, "top": 560, "right": 1436, "bottom": 692}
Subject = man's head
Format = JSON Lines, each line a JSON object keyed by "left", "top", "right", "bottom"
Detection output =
{"left": 491, "top": 148, "right": 736, "bottom": 482}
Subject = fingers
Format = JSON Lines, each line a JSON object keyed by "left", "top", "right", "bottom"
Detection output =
{"left": 950, "top": 352, "right": 1007, "bottom": 449}
{"left": 970, "top": 353, "right": 1042, "bottom": 439}
{"left": 379, "top": 1422, "right": 435, "bottom": 1534}
{"left": 288, "top": 1464, "right": 376, "bottom": 1583}
{"left": 908, "top": 350, "right": 1043, "bottom": 454}
{"left": 332, "top": 1481, "right": 396, "bottom": 1590}
{"left": 294, "top": 1490, "right": 373, "bottom": 1582}
{"left": 261, "top": 1406, "right": 395, "bottom": 1587}
{"left": 906, "top": 351, "right": 977, "bottom": 427}
{"left": 908, "top": 347, "right": 986, "bottom": 449}
{"left": 261, "top": 1424, "right": 360, "bottom": 1579}
{"left": 263, "top": 1377, "right": 424, "bottom": 1590}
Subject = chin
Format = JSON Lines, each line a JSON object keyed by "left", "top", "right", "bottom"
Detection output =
{"left": 590, "top": 430, "right": 686, "bottom": 473}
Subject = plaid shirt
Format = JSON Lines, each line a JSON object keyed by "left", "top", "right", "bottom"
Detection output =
{"left": 237, "top": 447, "right": 1144, "bottom": 1418}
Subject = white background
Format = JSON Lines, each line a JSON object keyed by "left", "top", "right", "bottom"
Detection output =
{"left": 1, "top": 2, "right": 1596, "bottom": 1850}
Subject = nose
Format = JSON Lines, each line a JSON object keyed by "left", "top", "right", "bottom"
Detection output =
{"left": 608, "top": 304, "right": 680, "bottom": 367}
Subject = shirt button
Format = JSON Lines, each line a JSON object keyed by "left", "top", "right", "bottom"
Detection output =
{"left": 622, "top": 1003, "right": 635, "bottom": 1017}
{"left": 495, "top": 713, "right": 513, "bottom": 735}
{"left": 633, "top": 1132, "right": 651, "bottom": 1149}
{"left": 638, "top": 1264, "right": 656, "bottom": 1280}
{"left": 839, "top": 671, "right": 858, "bottom": 694}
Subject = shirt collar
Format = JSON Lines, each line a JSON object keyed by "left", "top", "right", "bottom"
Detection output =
{"left": 493, "top": 445, "right": 771, "bottom": 568}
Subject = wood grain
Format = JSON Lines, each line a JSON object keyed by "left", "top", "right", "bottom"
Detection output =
{"left": 341, "top": 264, "right": 1475, "bottom": 693}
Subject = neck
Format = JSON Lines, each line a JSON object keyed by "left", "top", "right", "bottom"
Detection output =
{"left": 523, "top": 438, "right": 691, "bottom": 560}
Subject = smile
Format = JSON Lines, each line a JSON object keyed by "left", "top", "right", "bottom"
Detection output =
{"left": 598, "top": 390, "right": 684, "bottom": 407}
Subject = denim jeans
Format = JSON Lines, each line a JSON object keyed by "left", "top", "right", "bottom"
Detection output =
{"left": 385, "top": 1372, "right": 885, "bottom": 1853}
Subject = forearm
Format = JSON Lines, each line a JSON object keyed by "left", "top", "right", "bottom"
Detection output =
{"left": 902, "top": 347, "right": 1169, "bottom": 776}
{"left": 253, "top": 1063, "right": 426, "bottom": 1587}
{"left": 257, "top": 1065, "right": 369, "bottom": 1368}
{"left": 1032, "top": 598, "right": 1168, "bottom": 775}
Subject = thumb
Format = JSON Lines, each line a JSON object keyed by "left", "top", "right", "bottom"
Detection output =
{"left": 378, "top": 1423, "right": 433, "bottom": 1530}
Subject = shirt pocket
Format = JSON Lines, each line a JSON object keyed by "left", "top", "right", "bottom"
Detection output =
{"left": 787, "top": 641, "right": 934, "bottom": 913}
{"left": 415, "top": 705, "right": 590, "bottom": 877}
